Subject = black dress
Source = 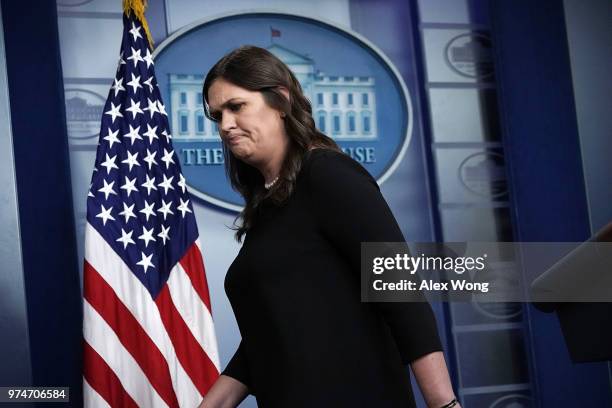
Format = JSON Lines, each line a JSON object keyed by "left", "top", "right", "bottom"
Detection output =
{"left": 223, "top": 148, "right": 442, "bottom": 407}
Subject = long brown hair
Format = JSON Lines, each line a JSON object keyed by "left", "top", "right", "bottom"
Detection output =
{"left": 203, "top": 45, "right": 340, "bottom": 242}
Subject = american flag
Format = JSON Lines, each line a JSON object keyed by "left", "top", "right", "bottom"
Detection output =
{"left": 82, "top": 12, "right": 219, "bottom": 407}
{"left": 270, "top": 27, "right": 281, "bottom": 38}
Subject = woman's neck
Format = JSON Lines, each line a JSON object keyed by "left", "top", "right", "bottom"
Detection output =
{"left": 258, "top": 140, "right": 289, "bottom": 184}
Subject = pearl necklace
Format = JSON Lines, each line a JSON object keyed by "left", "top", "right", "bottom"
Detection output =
{"left": 264, "top": 176, "right": 280, "bottom": 190}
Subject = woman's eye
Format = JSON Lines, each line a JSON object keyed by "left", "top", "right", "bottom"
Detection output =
{"left": 229, "top": 103, "right": 243, "bottom": 112}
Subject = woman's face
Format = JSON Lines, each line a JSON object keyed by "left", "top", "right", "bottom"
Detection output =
{"left": 207, "top": 78, "right": 288, "bottom": 165}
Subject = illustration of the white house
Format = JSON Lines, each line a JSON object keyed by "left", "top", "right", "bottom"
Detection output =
{"left": 169, "top": 44, "right": 377, "bottom": 141}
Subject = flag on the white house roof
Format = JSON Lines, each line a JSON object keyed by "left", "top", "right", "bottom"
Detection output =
{"left": 82, "top": 4, "right": 219, "bottom": 407}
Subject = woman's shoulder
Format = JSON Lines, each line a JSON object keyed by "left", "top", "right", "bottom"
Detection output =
{"left": 301, "top": 147, "right": 376, "bottom": 186}
{"left": 303, "top": 147, "right": 365, "bottom": 171}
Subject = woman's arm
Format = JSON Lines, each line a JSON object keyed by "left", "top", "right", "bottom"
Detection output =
{"left": 305, "top": 151, "right": 458, "bottom": 407}
{"left": 200, "top": 342, "right": 251, "bottom": 408}
{"left": 411, "top": 351, "right": 460, "bottom": 408}
{"left": 197, "top": 375, "right": 248, "bottom": 408}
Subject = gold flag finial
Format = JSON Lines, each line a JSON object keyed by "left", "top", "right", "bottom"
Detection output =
{"left": 123, "top": 0, "right": 154, "bottom": 49}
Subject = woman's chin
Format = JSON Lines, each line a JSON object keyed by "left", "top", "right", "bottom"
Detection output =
{"left": 231, "top": 146, "right": 253, "bottom": 161}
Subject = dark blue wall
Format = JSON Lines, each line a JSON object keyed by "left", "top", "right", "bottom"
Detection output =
{"left": 1, "top": 0, "right": 82, "bottom": 405}
{"left": 348, "top": 2, "right": 459, "bottom": 407}
{"left": 488, "top": 0, "right": 612, "bottom": 406}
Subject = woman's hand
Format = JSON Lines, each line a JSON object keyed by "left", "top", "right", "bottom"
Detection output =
{"left": 197, "top": 375, "right": 248, "bottom": 408}
{"left": 409, "top": 351, "right": 459, "bottom": 408}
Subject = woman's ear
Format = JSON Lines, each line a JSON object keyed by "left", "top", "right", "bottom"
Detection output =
{"left": 277, "top": 86, "right": 290, "bottom": 103}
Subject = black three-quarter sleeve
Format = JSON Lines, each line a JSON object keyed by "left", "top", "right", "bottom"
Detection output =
{"left": 304, "top": 149, "right": 442, "bottom": 364}
{"left": 221, "top": 341, "right": 253, "bottom": 391}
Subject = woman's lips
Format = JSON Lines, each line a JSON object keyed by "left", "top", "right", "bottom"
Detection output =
{"left": 227, "top": 134, "right": 244, "bottom": 145}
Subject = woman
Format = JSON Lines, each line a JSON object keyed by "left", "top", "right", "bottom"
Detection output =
{"left": 198, "top": 46, "right": 459, "bottom": 408}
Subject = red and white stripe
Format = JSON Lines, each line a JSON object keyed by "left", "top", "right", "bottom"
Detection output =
{"left": 83, "top": 223, "right": 220, "bottom": 407}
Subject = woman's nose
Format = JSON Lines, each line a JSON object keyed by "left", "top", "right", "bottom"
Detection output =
{"left": 220, "top": 113, "right": 237, "bottom": 133}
